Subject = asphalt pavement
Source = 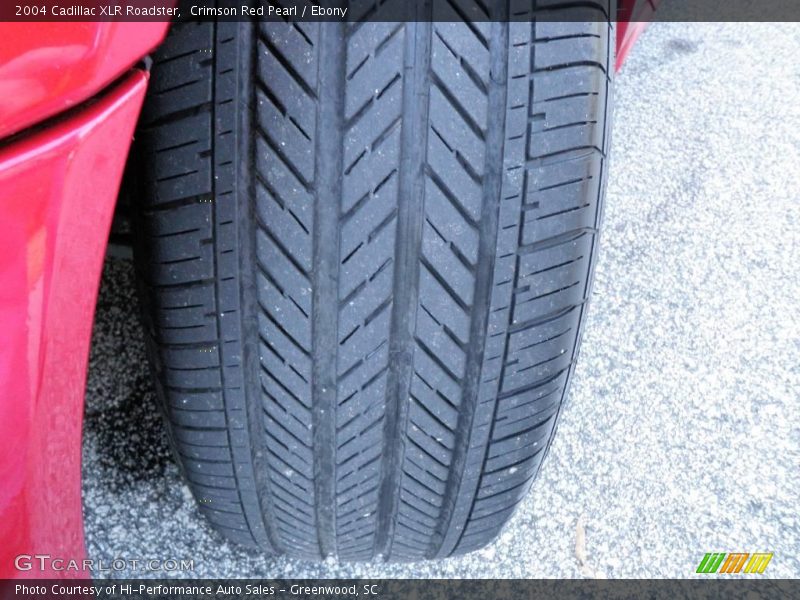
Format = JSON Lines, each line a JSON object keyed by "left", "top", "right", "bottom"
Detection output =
{"left": 83, "top": 21, "right": 800, "bottom": 578}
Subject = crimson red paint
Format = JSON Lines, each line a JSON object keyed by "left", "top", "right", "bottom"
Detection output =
{"left": 0, "top": 22, "right": 168, "bottom": 138}
{"left": 617, "top": 0, "right": 658, "bottom": 71}
{"left": 0, "top": 71, "right": 148, "bottom": 579}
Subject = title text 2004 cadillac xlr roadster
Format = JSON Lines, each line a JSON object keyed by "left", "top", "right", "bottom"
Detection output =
{"left": 0, "top": 0, "right": 652, "bottom": 576}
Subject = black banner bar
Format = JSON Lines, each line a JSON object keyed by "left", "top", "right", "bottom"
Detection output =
{"left": 4, "top": 0, "right": 800, "bottom": 22}
{"left": 1, "top": 579, "right": 798, "bottom": 600}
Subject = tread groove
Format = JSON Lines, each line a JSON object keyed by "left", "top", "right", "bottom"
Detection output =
{"left": 376, "top": 19, "right": 433, "bottom": 560}
{"left": 432, "top": 15, "right": 509, "bottom": 559}
{"left": 311, "top": 21, "right": 345, "bottom": 559}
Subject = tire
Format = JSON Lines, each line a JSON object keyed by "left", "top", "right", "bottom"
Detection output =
{"left": 133, "top": 7, "right": 613, "bottom": 562}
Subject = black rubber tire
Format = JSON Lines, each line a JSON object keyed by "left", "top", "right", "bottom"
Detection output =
{"left": 133, "top": 7, "right": 613, "bottom": 562}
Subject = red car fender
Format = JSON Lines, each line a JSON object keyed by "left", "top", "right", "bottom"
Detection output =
{"left": 0, "top": 70, "right": 149, "bottom": 579}
{"left": 0, "top": 22, "right": 170, "bottom": 139}
{"left": 617, "top": 0, "right": 658, "bottom": 71}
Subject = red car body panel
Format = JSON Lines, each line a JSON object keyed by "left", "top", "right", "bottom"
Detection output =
{"left": 0, "top": 13, "right": 647, "bottom": 577}
{"left": 0, "top": 22, "right": 168, "bottom": 139}
{"left": 0, "top": 71, "right": 148, "bottom": 579}
{"left": 617, "top": 0, "right": 659, "bottom": 71}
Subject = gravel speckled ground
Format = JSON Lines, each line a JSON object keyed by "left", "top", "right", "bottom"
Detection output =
{"left": 83, "top": 21, "right": 800, "bottom": 578}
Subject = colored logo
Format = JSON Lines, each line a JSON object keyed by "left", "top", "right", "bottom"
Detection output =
{"left": 696, "top": 553, "right": 773, "bottom": 574}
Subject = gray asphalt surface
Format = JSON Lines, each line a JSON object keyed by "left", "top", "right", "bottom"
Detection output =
{"left": 84, "top": 21, "right": 800, "bottom": 578}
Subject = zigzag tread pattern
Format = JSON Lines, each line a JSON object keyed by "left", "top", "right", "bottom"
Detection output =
{"left": 135, "top": 2, "right": 612, "bottom": 562}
